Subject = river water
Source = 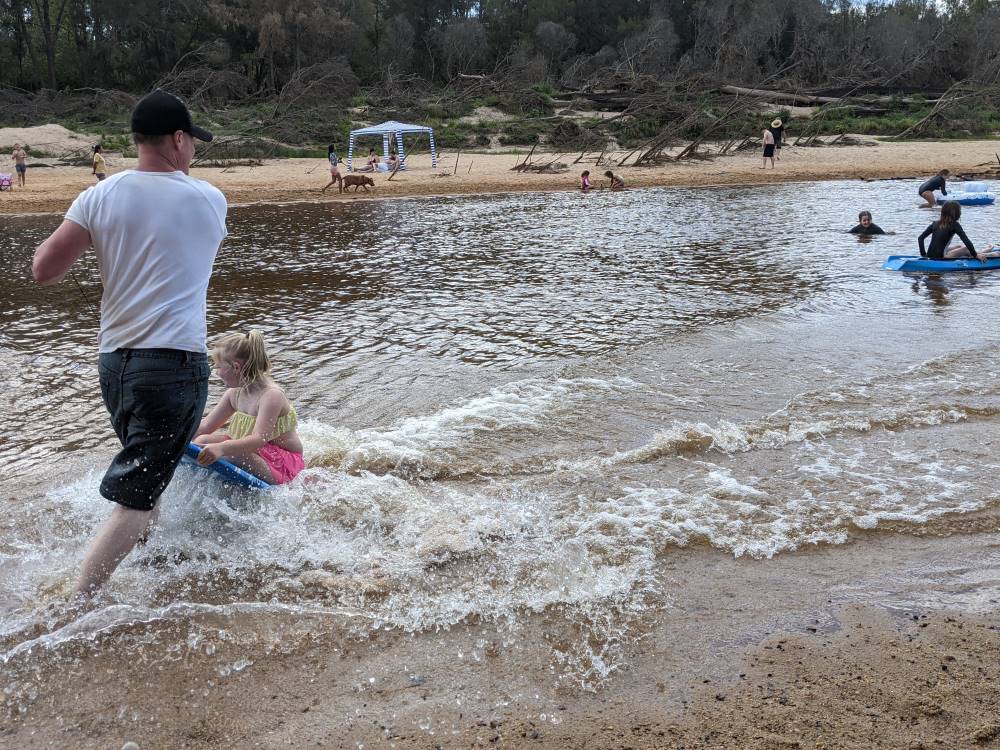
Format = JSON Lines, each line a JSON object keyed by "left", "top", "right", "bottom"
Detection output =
{"left": 3, "top": 180, "right": 1000, "bottom": 716}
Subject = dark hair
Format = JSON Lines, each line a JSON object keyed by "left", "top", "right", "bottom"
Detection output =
{"left": 939, "top": 169, "right": 950, "bottom": 177}
{"left": 132, "top": 132, "right": 171, "bottom": 146}
{"left": 858, "top": 210, "right": 872, "bottom": 221}
{"left": 369, "top": 147, "right": 375, "bottom": 154}
{"left": 93, "top": 144, "right": 102, "bottom": 153}
{"left": 327, "top": 144, "right": 336, "bottom": 157}
{"left": 938, "top": 200, "right": 961, "bottom": 228}
{"left": 604, "top": 170, "right": 613, "bottom": 178}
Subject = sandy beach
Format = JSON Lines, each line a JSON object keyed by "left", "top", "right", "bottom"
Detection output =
{"left": 4, "top": 136, "right": 1000, "bottom": 215}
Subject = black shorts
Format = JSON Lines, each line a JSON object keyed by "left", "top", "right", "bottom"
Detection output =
{"left": 98, "top": 348, "right": 209, "bottom": 510}
{"left": 763, "top": 144, "right": 775, "bottom": 157}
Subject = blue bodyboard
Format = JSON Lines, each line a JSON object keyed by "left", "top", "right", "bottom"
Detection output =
{"left": 883, "top": 255, "right": 1000, "bottom": 272}
{"left": 183, "top": 442, "right": 271, "bottom": 490}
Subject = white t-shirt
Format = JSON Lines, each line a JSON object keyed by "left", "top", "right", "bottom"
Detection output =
{"left": 65, "top": 170, "right": 227, "bottom": 353}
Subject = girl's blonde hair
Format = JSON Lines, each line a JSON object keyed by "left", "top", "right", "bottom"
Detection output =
{"left": 212, "top": 330, "right": 272, "bottom": 390}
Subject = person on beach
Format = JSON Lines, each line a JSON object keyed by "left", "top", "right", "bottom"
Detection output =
{"left": 848, "top": 210, "right": 888, "bottom": 235}
{"left": 604, "top": 170, "right": 625, "bottom": 190}
{"left": 761, "top": 127, "right": 775, "bottom": 169}
{"left": 386, "top": 150, "right": 399, "bottom": 171}
{"left": 768, "top": 118, "right": 785, "bottom": 160}
{"left": 192, "top": 331, "right": 305, "bottom": 485}
{"left": 358, "top": 148, "right": 380, "bottom": 172}
{"left": 31, "top": 89, "right": 225, "bottom": 597}
{"left": 918, "top": 169, "right": 949, "bottom": 208}
{"left": 12, "top": 143, "right": 27, "bottom": 187}
{"left": 918, "top": 201, "right": 980, "bottom": 259}
{"left": 92, "top": 144, "right": 107, "bottom": 182}
{"left": 321, "top": 144, "right": 342, "bottom": 193}
{"left": 581, "top": 170, "right": 592, "bottom": 191}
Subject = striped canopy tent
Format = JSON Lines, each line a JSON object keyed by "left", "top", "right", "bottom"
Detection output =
{"left": 347, "top": 120, "right": 437, "bottom": 171}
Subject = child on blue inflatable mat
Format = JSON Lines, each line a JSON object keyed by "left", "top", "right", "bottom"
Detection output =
{"left": 193, "top": 331, "right": 305, "bottom": 485}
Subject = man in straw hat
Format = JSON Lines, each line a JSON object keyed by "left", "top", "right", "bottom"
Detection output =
{"left": 768, "top": 118, "right": 785, "bottom": 160}
{"left": 32, "top": 90, "right": 227, "bottom": 596}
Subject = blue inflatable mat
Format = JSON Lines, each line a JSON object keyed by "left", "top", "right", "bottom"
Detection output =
{"left": 883, "top": 255, "right": 1000, "bottom": 272}
{"left": 182, "top": 442, "right": 271, "bottom": 490}
{"left": 933, "top": 191, "right": 995, "bottom": 206}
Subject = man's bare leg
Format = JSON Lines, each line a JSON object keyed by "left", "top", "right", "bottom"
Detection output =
{"left": 74, "top": 505, "right": 155, "bottom": 597}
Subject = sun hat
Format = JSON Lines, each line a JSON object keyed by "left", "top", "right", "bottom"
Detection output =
{"left": 130, "top": 90, "right": 213, "bottom": 142}
{"left": 771, "top": 118, "right": 783, "bottom": 128}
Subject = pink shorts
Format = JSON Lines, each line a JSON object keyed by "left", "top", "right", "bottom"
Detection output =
{"left": 258, "top": 443, "right": 305, "bottom": 485}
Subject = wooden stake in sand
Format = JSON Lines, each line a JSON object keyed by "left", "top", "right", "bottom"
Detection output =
{"left": 454, "top": 149, "right": 461, "bottom": 175}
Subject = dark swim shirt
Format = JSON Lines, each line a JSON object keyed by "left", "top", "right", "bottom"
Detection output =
{"left": 849, "top": 223, "right": 886, "bottom": 235}
{"left": 918, "top": 175, "right": 947, "bottom": 195}
{"left": 918, "top": 220, "right": 976, "bottom": 259}
{"left": 768, "top": 126, "right": 784, "bottom": 147}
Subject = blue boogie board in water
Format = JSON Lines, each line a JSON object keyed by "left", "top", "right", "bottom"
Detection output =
{"left": 883, "top": 255, "right": 1000, "bottom": 272}
{"left": 183, "top": 442, "right": 271, "bottom": 490}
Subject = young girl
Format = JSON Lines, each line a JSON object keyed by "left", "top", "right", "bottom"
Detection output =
{"left": 193, "top": 331, "right": 305, "bottom": 485}
{"left": 917, "top": 201, "right": 980, "bottom": 260}
{"left": 92, "top": 144, "right": 107, "bottom": 182}
{"left": 603, "top": 170, "right": 625, "bottom": 190}
{"left": 580, "top": 170, "right": 592, "bottom": 191}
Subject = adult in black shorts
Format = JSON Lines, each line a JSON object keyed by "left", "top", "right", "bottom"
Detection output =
{"left": 32, "top": 90, "right": 226, "bottom": 596}
{"left": 769, "top": 118, "right": 784, "bottom": 160}
{"left": 918, "top": 169, "right": 949, "bottom": 208}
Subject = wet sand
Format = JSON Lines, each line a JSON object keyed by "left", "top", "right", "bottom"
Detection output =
{"left": 3, "top": 137, "right": 1000, "bottom": 215}
{"left": 5, "top": 525, "right": 1000, "bottom": 749}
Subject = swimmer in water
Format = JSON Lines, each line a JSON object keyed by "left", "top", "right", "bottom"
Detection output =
{"left": 848, "top": 210, "right": 888, "bottom": 235}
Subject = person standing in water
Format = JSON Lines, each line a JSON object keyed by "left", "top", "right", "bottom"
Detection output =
{"left": 918, "top": 169, "right": 949, "bottom": 208}
{"left": 32, "top": 90, "right": 225, "bottom": 597}
{"left": 92, "top": 144, "right": 107, "bottom": 182}
{"left": 12, "top": 143, "right": 27, "bottom": 187}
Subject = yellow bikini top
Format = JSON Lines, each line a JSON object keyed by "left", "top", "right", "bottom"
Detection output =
{"left": 227, "top": 405, "right": 298, "bottom": 440}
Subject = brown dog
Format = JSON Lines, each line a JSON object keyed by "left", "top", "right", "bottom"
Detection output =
{"left": 342, "top": 175, "right": 375, "bottom": 192}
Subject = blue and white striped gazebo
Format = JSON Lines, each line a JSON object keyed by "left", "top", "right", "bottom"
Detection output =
{"left": 347, "top": 120, "right": 437, "bottom": 171}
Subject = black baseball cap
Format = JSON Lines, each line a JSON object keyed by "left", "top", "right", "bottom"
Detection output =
{"left": 130, "top": 90, "right": 213, "bottom": 142}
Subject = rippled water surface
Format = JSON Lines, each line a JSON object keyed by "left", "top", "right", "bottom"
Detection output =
{"left": 4, "top": 179, "right": 1000, "bottom": 697}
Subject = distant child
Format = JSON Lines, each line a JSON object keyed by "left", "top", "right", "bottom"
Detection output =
{"left": 92, "top": 144, "right": 107, "bottom": 182}
{"left": 848, "top": 210, "right": 887, "bottom": 235}
{"left": 193, "top": 331, "right": 305, "bottom": 485}
{"left": 918, "top": 169, "right": 949, "bottom": 208}
{"left": 761, "top": 127, "right": 775, "bottom": 168}
{"left": 917, "top": 201, "right": 977, "bottom": 260}
{"left": 321, "top": 144, "right": 342, "bottom": 193}
{"left": 581, "top": 170, "right": 592, "bottom": 191}
{"left": 604, "top": 170, "right": 625, "bottom": 190}
{"left": 12, "top": 143, "right": 26, "bottom": 187}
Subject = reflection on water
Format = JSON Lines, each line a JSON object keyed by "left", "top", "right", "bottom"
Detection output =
{"left": 4, "top": 179, "right": 1000, "bottom": 697}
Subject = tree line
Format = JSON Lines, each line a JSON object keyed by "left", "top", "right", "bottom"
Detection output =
{"left": 2, "top": 1, "right": 1000, "bottom": 121}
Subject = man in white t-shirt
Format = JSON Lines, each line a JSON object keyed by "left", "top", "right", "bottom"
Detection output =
{"left": 32, "top": 90, "right": 227, "bottom": 596}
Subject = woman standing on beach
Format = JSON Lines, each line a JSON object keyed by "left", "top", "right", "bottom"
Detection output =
{"left": 321, "top": 144, "right": 342, "bottom": 193}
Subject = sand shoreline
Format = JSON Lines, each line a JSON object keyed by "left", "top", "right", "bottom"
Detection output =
{"left": 5, "top": 527, "right": 1000, "bottom": 749}
{"left": 4, "top": 137, "right": 1000, "bottom": 216}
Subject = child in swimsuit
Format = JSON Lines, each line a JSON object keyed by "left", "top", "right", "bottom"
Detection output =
{"left": 581, "top": 170, "right": 592, "bottom": 191}
{"left": 193, "top": 330, "right": 305, "bottom": 484}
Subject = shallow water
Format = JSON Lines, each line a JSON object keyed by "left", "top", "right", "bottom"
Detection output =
{"left": 3, "top": 179, "right": 1000, "bottom": 699}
